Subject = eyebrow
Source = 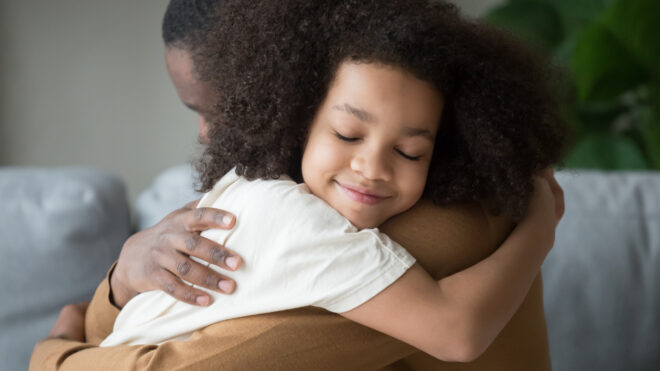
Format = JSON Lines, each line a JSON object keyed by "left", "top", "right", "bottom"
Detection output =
{"left": 332, "top": 103, "right": 435, "bottom": 142}
{"left": 333, "top": 103, "right": 376, "bottom": 123}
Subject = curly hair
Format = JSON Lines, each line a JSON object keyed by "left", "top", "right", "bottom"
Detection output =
{"left": 195, "top": 0, "right": 569, "bottom": 221}
{"left": 162, "top": 0, "right": 222, "bottom": 51}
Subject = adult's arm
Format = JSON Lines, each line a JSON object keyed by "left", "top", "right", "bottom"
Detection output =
{"left": 30, "top": 200, "right": 551, "bottom": 371}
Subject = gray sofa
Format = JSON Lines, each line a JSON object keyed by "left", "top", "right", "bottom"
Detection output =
{"left": 1, "top": 165, "right": 658, "bottom": 371}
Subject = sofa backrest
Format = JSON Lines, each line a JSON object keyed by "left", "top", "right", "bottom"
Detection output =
{"left": 0, "top": 167, "right": 131, "bottom": 371}
{"left": 544, "top": 171, "right": 660, "bottom": 371}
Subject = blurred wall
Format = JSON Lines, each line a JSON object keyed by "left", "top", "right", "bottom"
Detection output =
{"left": 0, "top": 0, "right": 200, "bottom": 202}
{"left": 0, "top": 0, "right": 502, "bottom": 203}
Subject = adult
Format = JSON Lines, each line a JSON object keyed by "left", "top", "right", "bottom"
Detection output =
{"left": 30, "top": 0, "right": 561, "bottom": 369}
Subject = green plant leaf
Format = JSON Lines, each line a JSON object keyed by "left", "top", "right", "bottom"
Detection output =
{"left": 571, "top": 22, "right": 647, "bottom": 102}
{"left": 484, "top": 1, "right": 563, "bottom": 52}
{"left": 565, "top": 133, "right": 648, "bottom": 170}
{"left": 639, "top": 107, "right": 660, "bottom": 169}
{"left": 601, "top": 0, "right": 660, "bottom": 80}
{"left": 543, "top": 0, "right": 613, "bottom": 36}
{"left": 577, "top": 100, "right": 628, "bottom": 132}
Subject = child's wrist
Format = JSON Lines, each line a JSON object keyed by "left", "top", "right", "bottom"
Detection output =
{"left": 518, "top": 212, "right": 555, "bottom": 247}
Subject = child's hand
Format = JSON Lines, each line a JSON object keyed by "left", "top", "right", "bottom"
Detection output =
{"left": 523, "top": 168, "right": 564, "bottom": 241}
{"left": 536, "top": 168, "right": 564, "bottom": 227}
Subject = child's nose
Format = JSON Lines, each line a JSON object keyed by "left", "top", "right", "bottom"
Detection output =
{"left": 350, "top": 148, "right": 392, "bottom": 182}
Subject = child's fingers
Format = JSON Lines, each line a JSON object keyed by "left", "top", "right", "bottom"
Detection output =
{"left": 546, "top": 173, "right": 565, "bottom": 224}
{"left": 535, "top": 167, "right": 564, "bottom": 225}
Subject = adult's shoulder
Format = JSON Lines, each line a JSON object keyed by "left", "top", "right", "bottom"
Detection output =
{"left": 379, "top": 199, "right": 514, "bottom": 278}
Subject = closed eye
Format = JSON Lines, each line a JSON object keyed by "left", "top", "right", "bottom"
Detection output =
{"left": 396, "top": 149, "right": 422, "bottom": 161}
{"left": 334, "top": 132, "right": 360, "bottom": 142}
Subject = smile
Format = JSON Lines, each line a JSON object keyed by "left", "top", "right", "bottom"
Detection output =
{"left": 335, "top": 181, "right": 390, "bottom": 205}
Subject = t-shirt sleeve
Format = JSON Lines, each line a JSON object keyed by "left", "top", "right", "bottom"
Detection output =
{"left": 222, "top": 177, "right": 418, "bottom": 314}
{"left": 309, "top": 229, "right": 416, "bottom": 313}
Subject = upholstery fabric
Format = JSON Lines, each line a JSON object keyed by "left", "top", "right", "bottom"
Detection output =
{"left": 544, "top": 170, "right": 660, "bottom": 371}
{"left": 0, "top": 167, "right": 131, "bottom": 371}
{"left": 135, "top": 164, "right": 202, "bottom": 230}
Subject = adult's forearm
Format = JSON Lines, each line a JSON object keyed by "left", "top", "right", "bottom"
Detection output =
{"left": 32, "top": 306, "right": 416, "bottom": 371}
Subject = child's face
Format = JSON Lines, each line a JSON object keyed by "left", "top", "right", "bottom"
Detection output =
{"left": 302, "top": 62, "right": 443, "bottom": 229}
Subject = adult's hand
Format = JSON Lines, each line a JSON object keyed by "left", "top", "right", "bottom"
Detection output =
{"left": 46, "top": 302, "right": 89, "bottom": 342}
{"left": 111, "top": 200, "right": 242, "bottom": 308}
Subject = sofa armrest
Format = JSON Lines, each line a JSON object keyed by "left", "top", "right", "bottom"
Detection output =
{"left": 0, "top": 166, "right": 131, "bottom": 371}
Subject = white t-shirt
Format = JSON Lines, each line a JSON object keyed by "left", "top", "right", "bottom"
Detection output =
{"left": 101, "top": 169, "right": 415, "bottom": 346}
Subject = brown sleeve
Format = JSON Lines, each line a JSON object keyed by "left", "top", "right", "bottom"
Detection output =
{"left": 84, "top": 262, "right": 121, "bottom": 345}
{"left": 29, "top": 200, "right": 550, "bottom": 371}
{"left": 30, "top": 307, "right": 415, "bottom": 371}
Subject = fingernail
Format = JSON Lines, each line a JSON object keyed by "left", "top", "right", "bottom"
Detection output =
{"left": 222, "top": 214, "right": 234, "bottom": 226}
{"left": 218, "top": 280, "right": 234, "bottom": 293}
{"left": 196, "top": 296, "right": 210, "bottom": 306}
{"left": 226, "top": 256, "right": 240, "bottom": 269}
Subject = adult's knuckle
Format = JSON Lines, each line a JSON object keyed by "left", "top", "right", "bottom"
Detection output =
{"left": 194, "top": 208, "right": 205, "bottom": 221}
{"left": 177, "top": 260, "right": 192, "bottom": 276}
{"left": 156, "top": 231, "right": 169, "bottom": 245}
{"left": 183, "top": 290, "right": 195, "bottom": 303}
{"left": 210, "top": 246, "right": 229, "bottom": 264}
{"left": 204, "top": 274, "right": 217, "bottom": 288}
{"left": 151, "top": 246, "right": 169, "bottom": 264}
{"left": 185, "top": 234, "right": 201, "bottom": 251}
{"left": 165, "top": 282, "right": 176, "bottom": 294}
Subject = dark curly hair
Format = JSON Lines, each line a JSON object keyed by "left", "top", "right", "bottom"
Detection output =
{"left": 195, "top": 0, "right": 569, "bottom": 221}
{"left": 162, "top": 0, "right": 222, "bottom": 50}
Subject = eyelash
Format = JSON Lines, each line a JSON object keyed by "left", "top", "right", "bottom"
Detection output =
{"left": 396, "top": 149, "right": 422, "bottom": 161}
{"left": 333, "top": 132, "right": 422, "bottom": 161}
{"left": 334, "top": 132, "right": 359, "bottom": 142}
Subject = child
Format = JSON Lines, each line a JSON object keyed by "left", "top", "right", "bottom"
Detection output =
{"left": 102, "top": 0, "right": 566, "bottom": 362}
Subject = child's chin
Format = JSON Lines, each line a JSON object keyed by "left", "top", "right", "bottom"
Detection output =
{"left": 348, "top": 216, "right": 381, "bottom": 231}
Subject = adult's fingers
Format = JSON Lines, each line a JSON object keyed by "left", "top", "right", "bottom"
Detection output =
{"left": 158, "top": 249, "right": 237, "bottom": 295}
{"left": 185, "top": 207, "right": 236, "bottom": 232}
{"left": 172, "top": 233, "right": 242, "bottom": 271}
{"left": 154, "top": 268, "right": 224, "bottom": 306}
{"left": 183, "top": 199, "right": 201, "bottom": 210}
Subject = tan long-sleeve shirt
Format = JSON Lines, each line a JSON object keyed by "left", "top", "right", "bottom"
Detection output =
{"left": 30, "top": 200, "right": 552, "bottom": 371}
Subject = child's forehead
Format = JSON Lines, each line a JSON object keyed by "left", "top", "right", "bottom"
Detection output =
{"left": 321, "top": 62, "right": 443, "bottom": 130}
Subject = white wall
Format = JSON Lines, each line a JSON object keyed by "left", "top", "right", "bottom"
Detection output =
{"left": 0, "top": 0, "right": 200, "bottom": 201}
{"left": 0, "top": 0, "right": 503, "bottom": 203}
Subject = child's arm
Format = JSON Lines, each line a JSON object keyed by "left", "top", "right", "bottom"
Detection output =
{"left": 342, "top": 171, "right": 562, "bottom": 362}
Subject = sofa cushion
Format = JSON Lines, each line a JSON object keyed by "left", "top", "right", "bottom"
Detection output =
{"left": 0, "top": 167, "right": 131, "bottom": 371}
{"left": 544, "top": 171, "right": 660, "bottom": 371}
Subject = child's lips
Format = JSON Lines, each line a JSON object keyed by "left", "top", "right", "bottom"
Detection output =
{"left": 335, "top": 181, "right": 390, "bottom": 205}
